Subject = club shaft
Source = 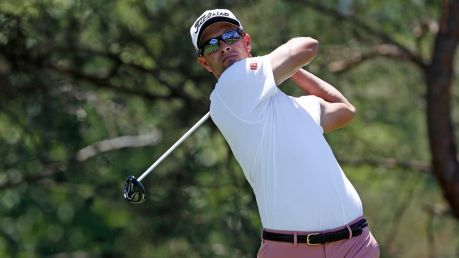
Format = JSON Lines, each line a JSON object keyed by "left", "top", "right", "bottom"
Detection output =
{"left": 137, "top": 112, "right": 210, "bottom": 182}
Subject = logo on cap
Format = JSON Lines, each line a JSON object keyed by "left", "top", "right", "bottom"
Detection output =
{"left": 193, "top": 11, "right": 230, "bottom": 33}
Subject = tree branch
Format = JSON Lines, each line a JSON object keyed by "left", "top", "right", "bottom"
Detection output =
{"left": 52, "top": 45, "right": 209, "bottom": 111}
{"left": 76, "top": 132, "right": 161, "bottom": 161}
{"left": 339, "top": 158, "right": 431, "bottom": 174}
{"left": 0, "top": 164, "right": 62, "bottom": 190}
{"left": 328, "top": 44, "right": 410, "bottom": 73}
{"left": 286, "top": 0, "right": 426, "bottom": 68}
{"left": 48, "top": 63, "right": 174, "bottom": 101}
{"left": 0, "top": 132, "right": 162, "bottom": 189}
{"left": 48, "top": 251, "right": 92, "bottom": 258}
{"left": 71, "top": 46, "right": 193, "bottom": 101}
{"left": 383, "top": 173, "right": 421, "bottom": 254}
{"left": 426, "top": 0, "right": 459, "bottom": 218}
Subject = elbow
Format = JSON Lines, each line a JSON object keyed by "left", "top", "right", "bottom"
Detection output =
{"left": 347, "top": 103, "right": 357, "bottom": 122}
{"left": 305, "top": 37, "right": 319, "bottom": 54}
{"left": 338, "top": 103, "right": 357, "bottom": 129}
{"left": 299, "top": 37, "right": 319, "bottom": 63}
{"left": 349, "top": 103, "right": 357, "bottom": 117}
{"left": 288, "top": 37, "right": 319, "bottom": 66}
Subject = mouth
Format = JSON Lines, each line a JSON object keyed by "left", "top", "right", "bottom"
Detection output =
{"left": 221, "top": 54, "right": 238, "bottom": 66}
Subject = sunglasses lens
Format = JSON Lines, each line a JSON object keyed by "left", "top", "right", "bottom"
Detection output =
{"left": 203, "top": 39, "right": 220, "bottom": 55}
{"left": 200, "top": 29, "right": 243, "bottom": 56}
{"left": 222, "top": 30, "right": 242, "bottom": 41}
{"left": 224, "top": 38, "right": 240, "bottom": 44}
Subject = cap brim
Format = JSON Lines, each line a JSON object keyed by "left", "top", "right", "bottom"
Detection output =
{"left": 197, "top": 17, "right": 241, "bottom": 48}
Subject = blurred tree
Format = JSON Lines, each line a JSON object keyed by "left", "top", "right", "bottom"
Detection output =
{"left": 0, "top": 0, "right": 458, "bottom": 257}
{"left": 286, "top": 0, "right": 459, "bottom": 218}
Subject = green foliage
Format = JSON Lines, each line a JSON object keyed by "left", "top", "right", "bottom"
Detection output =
{"left": 0, "top": 0, "right": 458, "bottom": 257}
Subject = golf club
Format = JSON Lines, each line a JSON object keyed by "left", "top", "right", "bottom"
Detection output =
{"left": 123, "top": 112, "right": 211, "bottom": 203}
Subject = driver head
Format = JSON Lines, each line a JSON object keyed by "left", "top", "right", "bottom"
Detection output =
{"left": 123, "top": 176, "right": 146, "bottom": 203}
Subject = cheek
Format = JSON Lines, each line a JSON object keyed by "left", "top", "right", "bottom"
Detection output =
{"left": 206, "top": 56, "right": 222, "bottom": 72}
{"left": 198, "top": 57, "right": 213, "bottom": 72}
{"left": 236, "top": 40, "right": 251, "bottom": 55}
{"left": 205, "top": 57, "right": 217, "bottom": 67}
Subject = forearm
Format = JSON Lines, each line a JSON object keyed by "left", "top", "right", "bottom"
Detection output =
{"left": 290, "top": 68, "right": 351, "bottom": 105}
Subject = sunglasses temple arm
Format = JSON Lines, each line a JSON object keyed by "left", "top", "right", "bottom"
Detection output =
{"left": 137, "top": 112, "right": 211, "bottom": 182}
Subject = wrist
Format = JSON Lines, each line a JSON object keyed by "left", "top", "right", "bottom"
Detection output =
{"left": 290, "top": 69, "right": 303, "bottom": 81}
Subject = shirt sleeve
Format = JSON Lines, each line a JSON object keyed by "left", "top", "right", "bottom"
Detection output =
{"left": 294, "top": 95, "right": 322, "bottom": 129}
{"left": 210, "top": 55, "right": 277, "bottom": 121}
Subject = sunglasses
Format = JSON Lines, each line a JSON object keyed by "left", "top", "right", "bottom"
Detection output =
{"left": 198, "top": 29, "right": 245, "bottom": 56}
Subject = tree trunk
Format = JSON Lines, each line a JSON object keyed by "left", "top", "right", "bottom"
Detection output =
{"left": 426, "top": 0, "right": 459, "bottom": 217}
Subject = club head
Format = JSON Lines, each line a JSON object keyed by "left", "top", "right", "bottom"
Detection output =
{"left": 123, "top": 176, "right": 146, "bottom": 203}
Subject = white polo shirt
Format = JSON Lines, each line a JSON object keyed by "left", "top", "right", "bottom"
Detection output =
{"left": 209, "top": 55, "right": 363, "bottom": 231}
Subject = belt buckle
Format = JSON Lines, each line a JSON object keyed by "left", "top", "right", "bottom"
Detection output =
{"left": 306, "top": 233, "right": 320, "bottom": 246}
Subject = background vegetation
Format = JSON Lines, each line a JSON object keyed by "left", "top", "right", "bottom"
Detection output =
{"left": 1, "top": 0, "right": 458, "bottom": 257}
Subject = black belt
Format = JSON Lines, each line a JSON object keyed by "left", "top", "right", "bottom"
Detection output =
{"left": 262, "top": 218, "right": 368, "bottom": 245}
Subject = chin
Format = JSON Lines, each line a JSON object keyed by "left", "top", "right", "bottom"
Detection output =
{"left": 223, "top": 57, "right": 239, "bottom": 69}
{"left": 225, "top": 60, "right": 236, "bottom": 68}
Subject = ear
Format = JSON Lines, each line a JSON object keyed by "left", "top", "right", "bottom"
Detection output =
{"left": 198, "top": 56, "right": 213, "bottom": 73}
{"left": 243, "top": 33, "right": 252, "bottom": 53}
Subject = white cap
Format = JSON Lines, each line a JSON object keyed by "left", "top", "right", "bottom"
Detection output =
{"left": 190, "top": 9, "right": 243, "bottom": 50}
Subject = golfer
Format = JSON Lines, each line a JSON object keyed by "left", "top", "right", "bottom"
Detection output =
{"left": 190, "top": 9, "right": 379, "bottom": 258}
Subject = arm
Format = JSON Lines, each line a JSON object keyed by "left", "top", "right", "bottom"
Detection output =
{"left": 291, "top": 69, "right": 356, "bottom": 133}
{"left": 269, "top": 37, "right": 319, "bottom": 85}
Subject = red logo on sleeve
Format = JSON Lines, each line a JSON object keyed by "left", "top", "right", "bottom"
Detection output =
{"left": 250, "top": 63, "right": 258, "bottom": 70}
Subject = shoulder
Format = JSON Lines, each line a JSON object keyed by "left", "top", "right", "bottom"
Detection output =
{"left": 217, "top": 56, "right": 271, "bottom": 85}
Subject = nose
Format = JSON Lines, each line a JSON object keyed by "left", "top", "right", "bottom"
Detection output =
{"left": 220, "top": 46, "right": 231, "bottom": 54}
{"left": 219, "top": 41, "right": 231, "bottom": 54}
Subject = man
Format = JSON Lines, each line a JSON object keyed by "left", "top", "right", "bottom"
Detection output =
{"left": 190, "top": 9, "right": 380, "bottom": 258}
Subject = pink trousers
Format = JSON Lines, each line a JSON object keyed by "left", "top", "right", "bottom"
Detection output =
{"left": 257, "top": 217, "right": 380, "bottom": 258}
